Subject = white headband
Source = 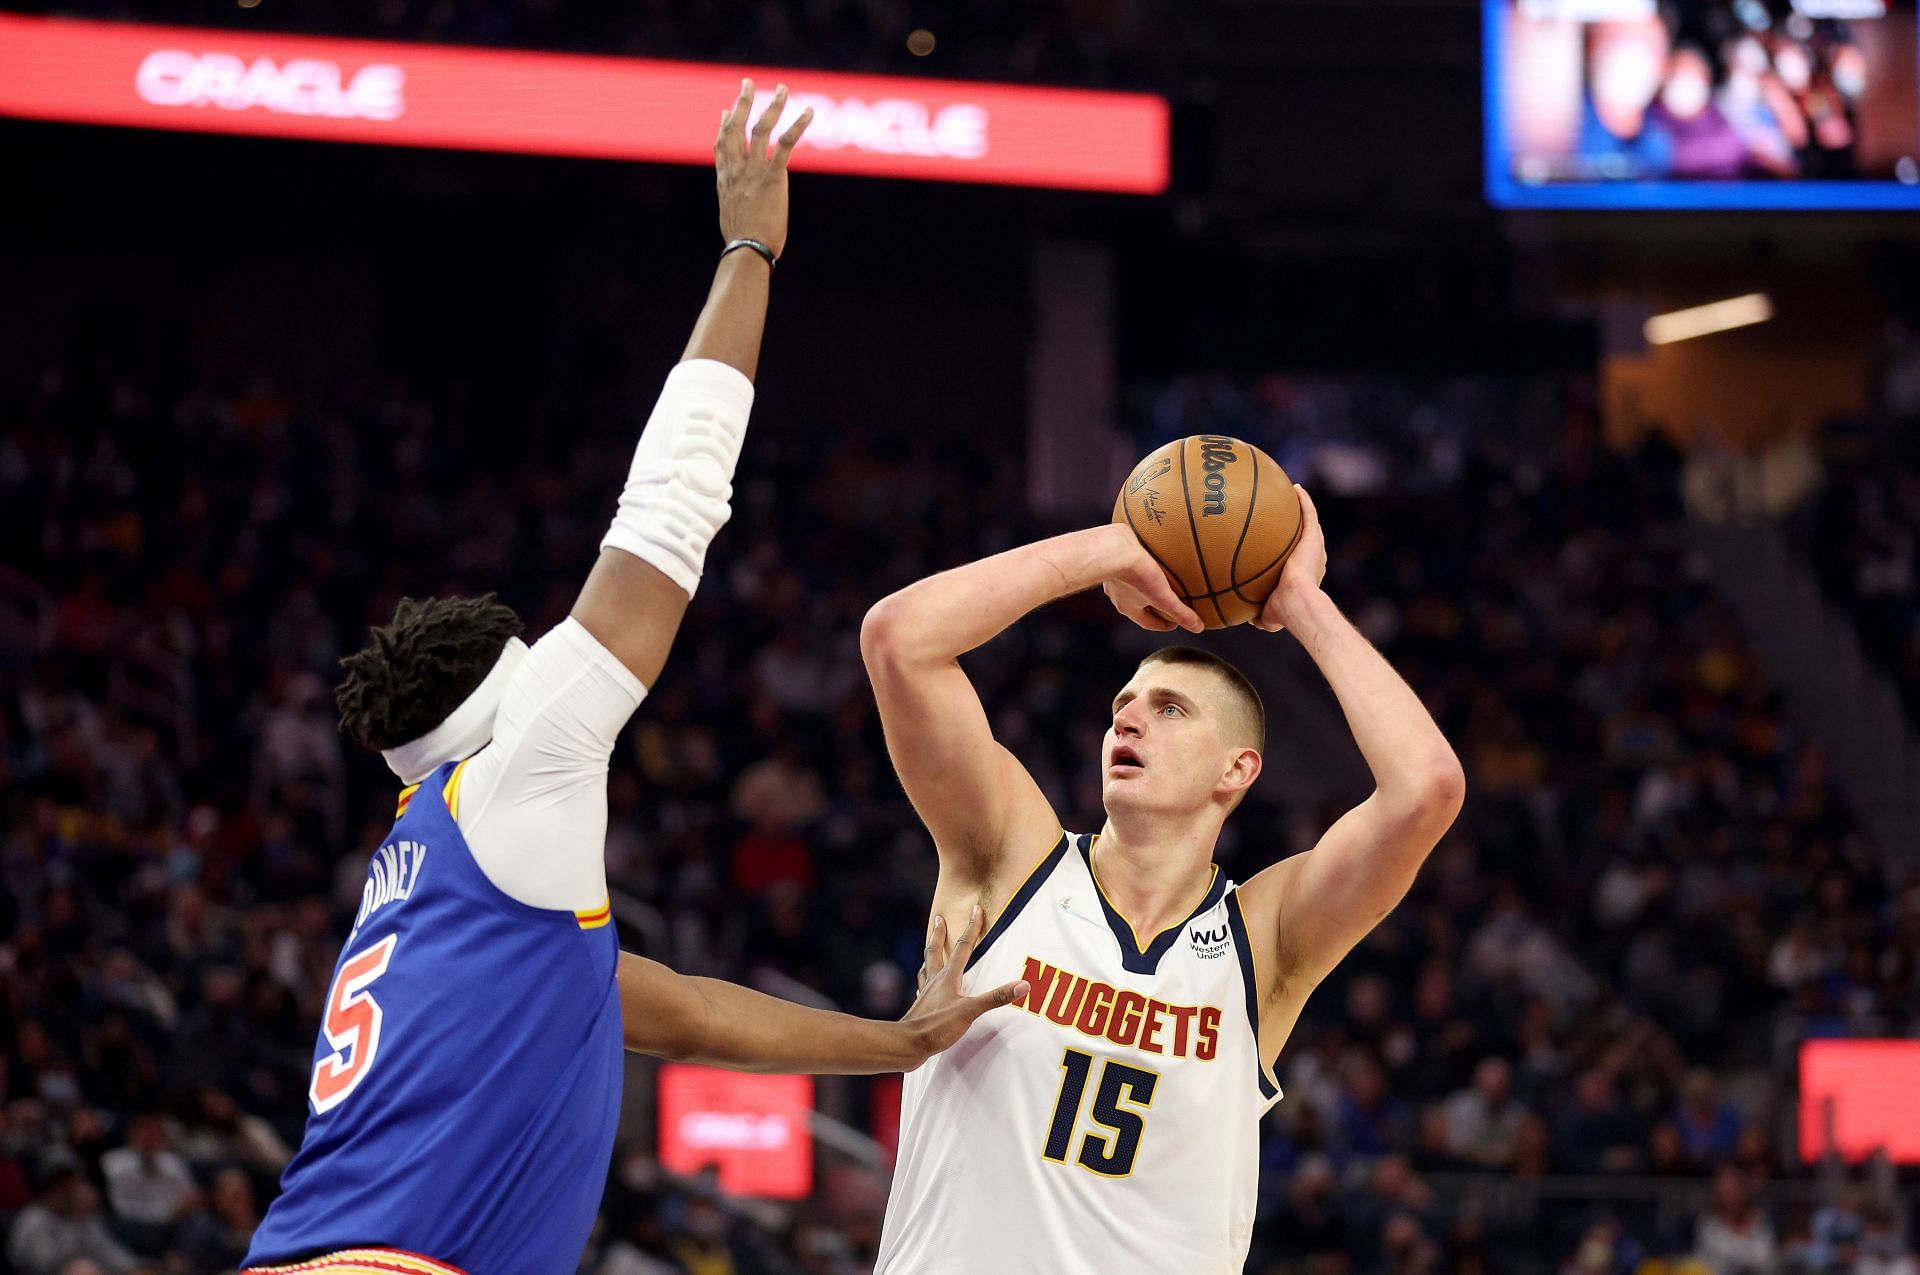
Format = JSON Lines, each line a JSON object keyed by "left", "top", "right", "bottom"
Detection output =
{"left": 380, "top": 637, "right": 529, "bottom": 785}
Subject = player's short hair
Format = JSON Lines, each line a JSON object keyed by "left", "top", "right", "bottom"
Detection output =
{"left": 335, "top": 594, "right": 524, "bottom": 752}
{"left": 1137, "top": 645, "right": 1265, "bottom": 753}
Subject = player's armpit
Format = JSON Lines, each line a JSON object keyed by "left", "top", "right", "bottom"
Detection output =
{"left": 616, "top": 938, "right": 1025, "bottom": 1075}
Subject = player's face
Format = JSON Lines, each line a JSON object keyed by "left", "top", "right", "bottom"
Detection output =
{"left": 1102, "top": 664, "right": 1242, "bottom": 814}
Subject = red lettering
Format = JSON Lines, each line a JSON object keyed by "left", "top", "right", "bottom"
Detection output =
{"left": 1076, "top": 982, "right": 1115, "bottom": 1037}
{"left": 1013, "top": 959, "right": 1222, "bottom": 1063}
{"left": 1140, "top": 999, "right": 1168, "bottom": 1054}
{"left": 1019, "top": 956, "right": 1054, "bottom": 1016}
{"left": 1108, "top": 991, "right": 1145, "bottom": 1047}
{"left": 1196, "top": 1006, "right": 1222, "bottom": 1061}
{"left": 1044, "top": 973, "right": 1087, "bottom": 1026}
{"left": 1168, "top": 1004, "right": 1198, "bottom": 1057}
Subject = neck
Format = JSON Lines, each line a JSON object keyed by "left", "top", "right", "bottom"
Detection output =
{"left": 1093, "top": 804, "right": 1223, "bottom": 938}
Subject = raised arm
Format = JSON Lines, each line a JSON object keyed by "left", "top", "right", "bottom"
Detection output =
{"left": 860, "top": 524, "right": 1201, "bottom": 888}
{"left": 1235, "top": 489, "right": 1465, "bottom": 1056}
{"left": 572, "top": 80, "right": 812, "bottom": 688}
{"left": 618, "top": 909, "right": 1027, "bottom": 1073}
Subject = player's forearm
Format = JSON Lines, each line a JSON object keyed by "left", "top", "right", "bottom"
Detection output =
{"left": 1283, "top": 587, "right": 1464, "bottom": 822}
{"left": 863, "top": 524, "right": 1138, "bottom": 666}
{"left": 680, "top": 250, "right": 772, "bottom": 381}
{"left": 664, "top": 978, "right": 926, "bottom": 1075}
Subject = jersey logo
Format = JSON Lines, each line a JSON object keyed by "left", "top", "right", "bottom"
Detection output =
{"left": 1057, "top": 896, "right": 1109, "bottom": 932}
{"left": 1189, "top": 923, "right": 1230, "bottom": 960}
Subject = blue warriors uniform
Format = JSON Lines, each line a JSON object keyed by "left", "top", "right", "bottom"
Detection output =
{"left": 245, "top": 757, "right": 622, "bottom": 1275}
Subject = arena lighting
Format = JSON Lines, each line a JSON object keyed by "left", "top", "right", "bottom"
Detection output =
{"left": 1798, "top": 1039, "right": 1920, "bottom": 1163}
{"left": 1642, "top": 293, "right": 1775, "bottom": 345}
{"left": 0, "top": 14, "right": 1168, "bottom": 192}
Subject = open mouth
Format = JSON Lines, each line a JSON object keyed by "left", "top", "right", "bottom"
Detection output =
{"left": 1109, "top": 745, "right": 1145, "bottom": 772}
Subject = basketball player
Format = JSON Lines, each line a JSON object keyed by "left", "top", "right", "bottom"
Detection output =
{"left": 863, "top": 488, "right": 1466, "bottom": 1271}
{"left": 240, "top": 83, "right": 1023, "bottom": 1275}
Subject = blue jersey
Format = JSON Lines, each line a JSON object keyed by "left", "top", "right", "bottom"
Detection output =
{"left": 247, "top": 757, "right": 623, "bottom": 1275}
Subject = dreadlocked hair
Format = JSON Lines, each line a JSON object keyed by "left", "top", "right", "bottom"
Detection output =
{"left": 335, "top": 593, "right": 525, "bottom": 752}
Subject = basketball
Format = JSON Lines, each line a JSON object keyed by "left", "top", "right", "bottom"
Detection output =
{"left": 1111, "top": 435, "right": 1302, "bottom": 629}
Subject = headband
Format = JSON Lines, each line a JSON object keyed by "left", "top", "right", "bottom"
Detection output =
{"left": 380, "top": 637, "right": 529, "bottom": 785}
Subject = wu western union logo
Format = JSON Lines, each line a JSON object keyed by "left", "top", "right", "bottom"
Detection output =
{"left": 1016, "top": 956, "right": 1222, "bottom": 1061}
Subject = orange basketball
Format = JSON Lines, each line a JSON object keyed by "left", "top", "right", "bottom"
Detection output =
{"left": 1111, "top": 435, "right": 1302, "bottom": 629}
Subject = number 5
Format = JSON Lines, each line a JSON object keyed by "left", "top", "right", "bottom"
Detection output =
{"left": 310, "top": 936, "right": 397, "bottom": 1114}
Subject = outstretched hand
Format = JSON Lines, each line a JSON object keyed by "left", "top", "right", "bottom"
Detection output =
{"left": 715, "top": 79, "right": 813, "bottom": 259}
{"left": 901, "top": 907, "right": 1029, "bottom": 1068}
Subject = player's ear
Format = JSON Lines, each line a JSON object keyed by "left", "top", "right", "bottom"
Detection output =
{"left": 1219, "top": 747, "right": 1261, "bottom": 798}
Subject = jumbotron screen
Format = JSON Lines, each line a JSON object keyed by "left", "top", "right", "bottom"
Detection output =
{"left": 1485, "top": 0, "right": 1920, "bottom": 207}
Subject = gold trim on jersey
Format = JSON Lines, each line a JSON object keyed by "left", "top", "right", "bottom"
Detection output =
{"left": 394, "top": 784, "right": 420, "bottom": 819}
{"left": 245, "top": 1247, "right": 467, "bottom": 1275}
{"left": 576, "top": 898, "right": 613, "bottom": 930}
{"left": 441, "top": 757, "right": 474, "bottom": 819}
{"left": 1085, "top": 834, "right": 1219, "bottom": 956}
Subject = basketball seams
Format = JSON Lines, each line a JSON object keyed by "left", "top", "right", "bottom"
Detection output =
{"left": 1229, "top": 468, "right": 1304, "bottom": 607}
{"left": 1177, "top": 439, "right": 1229, "bottom": 627}
{"left": 1229, "top": 506, "right": 1305, "bottom": 601}
{"left": 1227, "top": 443, "right": 1261, "bottom": 601}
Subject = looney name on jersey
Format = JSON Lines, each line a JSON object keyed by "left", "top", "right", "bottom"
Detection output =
{"left": 1016, "top": 956, "right": 1222, "bottom": 1061}
{"left": 348, "top": 840, "right": 427, "bottom": 941}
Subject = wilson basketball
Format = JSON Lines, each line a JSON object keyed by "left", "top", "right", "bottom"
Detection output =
{"left": 1112, "top": 435, "right": 1302, "bottom": 629}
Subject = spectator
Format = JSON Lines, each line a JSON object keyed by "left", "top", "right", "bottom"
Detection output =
{"left": 174, "top": 1167, "right": 259, "bottom": 1273}
{"left": 1675, "top": 1071, "right": 1745, "bottom": 1164}
{"left": 1443, "top": 1058, "right": 1530, "bottom": 1170}
{"left": 98, "top": 1115, "right": 193, "bottom": 1232}
{"left": 6, "top": 1162, "right": 138, "bottom": 1275}
{"left": 1552, "top": 1069, "right": 1644, "bottom": 1174}
{"left": 1693, "top": 1167, "right": 1776, "bottom": 1275}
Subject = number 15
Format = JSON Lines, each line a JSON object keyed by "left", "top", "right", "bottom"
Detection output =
{"left": 1043, "top": 1047, "right": 1159, "bottom": 1177}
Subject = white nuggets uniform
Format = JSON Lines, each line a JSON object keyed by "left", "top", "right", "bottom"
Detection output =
{"left": 877, "top": 833, "right": 1283, "bottom": 1274}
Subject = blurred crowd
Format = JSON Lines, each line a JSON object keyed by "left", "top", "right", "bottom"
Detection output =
{"left": 2, "top": 342, "right": 1918, "bottom": 1275}
{"left": 0, "top": 0, "right": 1157, "bottom": 86}
{"left": 1800, "top": 420, "right": 1920, "bottom": 724}
{"left": 1514, "top": 0, "right": 1884, "bottom": 185}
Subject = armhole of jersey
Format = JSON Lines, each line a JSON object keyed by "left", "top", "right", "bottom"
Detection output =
{"left": 1225, "top": 889, "right": 1282, "bottom": 1101}
{"left": 439, "top": 755, "right": 610, "bottom": 931}
{"left": 966, "top": 830, "right": 1070, "bottom": 971}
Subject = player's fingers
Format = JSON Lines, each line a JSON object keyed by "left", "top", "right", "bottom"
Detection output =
{"left": 721, "top": 78, "right": 753, "bottom": 149}
{"left": 967, "top": 980, "right": 1030, "bottom": 1013}
{"left": 1136, "top": 607, "right": 1179, "bottom": 632}
{"left": 1152, "top": 589, "right": 1205, "bottom": 634}
{"left": 773, "top": 106, "right": 814, "bottom": 166}
{"left": 1295, "top": 483, "right": 1318, "bottom": 527}
{"left": 750, "top": 84, "right": 787, "bottom": 152}
{"left": 943, "top": 905, "right": 983, "bottom": 985}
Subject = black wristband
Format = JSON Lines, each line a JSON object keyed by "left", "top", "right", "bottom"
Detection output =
{"left": 721, "top": 237, "right": 777, "bottom": 271}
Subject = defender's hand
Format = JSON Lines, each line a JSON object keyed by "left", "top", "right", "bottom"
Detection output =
{"left": 715, "top": 79, "right": 812, "bottom": 258}
{"left": 901, "top": 907, "right": 1028, "bottom": 1069}
{"left": 1102, "top": 527, "right": 1205, "bottom": 634}
{"left": 1253, "top": 484, "right": 1328, "bottom": 633}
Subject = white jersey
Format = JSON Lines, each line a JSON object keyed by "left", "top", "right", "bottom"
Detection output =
{"left": 877, "top": 832, "right": 1283, "bottom": 1275}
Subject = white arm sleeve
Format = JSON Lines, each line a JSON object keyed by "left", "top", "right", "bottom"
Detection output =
{"left": 451, "top": 616, "right": 645, "bottom": 912}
